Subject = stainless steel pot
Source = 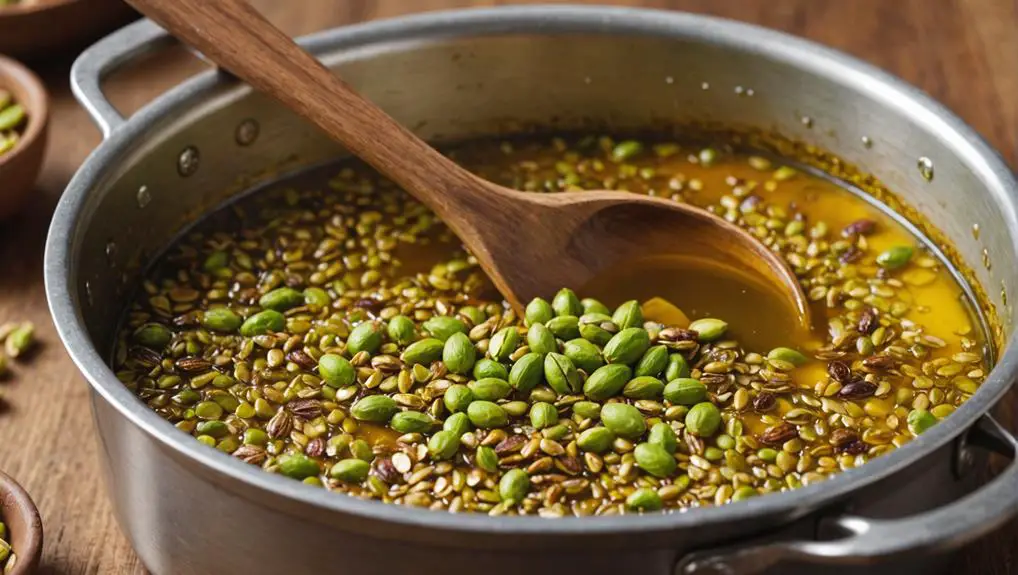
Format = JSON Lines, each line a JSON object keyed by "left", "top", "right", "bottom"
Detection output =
{"left": 45, "top": 6, "right": 1018, "bottom": 575}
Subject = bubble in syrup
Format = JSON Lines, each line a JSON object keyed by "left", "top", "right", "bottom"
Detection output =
{"left": 701, "top": 82, "right": 710, "bottom": 90}
{"left": 972, "top": 223, "right": 981, "bottom": 240}
{"left": 800, "top": 116, "right": 814, "bottom": 128}
{"left": 861, "top": 136, "right": 873, "bottom": 148}
{"left": 665, "top": 76, "right": 674, "bottom": 84}
{"left": 136, "top": 185, "right": 151, "bottom": 209}
{"left": 918, "top": 157, "right": 934, "bottom": 181}
{"left": 983, "top": 248, "right": 992, "bottom": 271}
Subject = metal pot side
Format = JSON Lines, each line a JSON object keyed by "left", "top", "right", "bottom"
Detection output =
{"left": 46, "top": 6, "right": 1018, "bottom": 575}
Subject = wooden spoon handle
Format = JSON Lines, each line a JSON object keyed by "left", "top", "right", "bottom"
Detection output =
{"left": 125, "top": 0, "right": 485, "bottom": 213}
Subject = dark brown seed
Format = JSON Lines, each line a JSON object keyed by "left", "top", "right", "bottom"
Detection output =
{"left": 827, "top": 361, "right": 852, "bottom": 383}
{"left": 862, "top": 355, "right": 896, "bottom": 371}
{"left": 495, "top": 434, "right": 527, "bottom": 455}
{"left": 130, "top": 346, "right": 163, "bottom": 367}
{"left": 287, "top": 349, "right": 317, "bottom": 370}
{"left": 305, "top": 437, "right": 326, "bottom": 458}
{"left": 266, "top": 409, "right": 294, "bottom": 439}
{"left": 289, "top": 398, "right": 323, "bottom": 420}
{"left": 760, "top": 422, "right": 799, "bottom": 445}
{"left": 233, "top": 445, "right": 267, "bottom": 465}
{"left": 829, "top": 428, "right": 859, "bottom": 449}
{"left": 842, "top": 440, "right": 868, "bottom": 455}
{"left": 658, "top": 328, "right": 699, "bottom": 342}
{"left": 857, "top": 308, "right": 878, "bottom": 335}
{"left": 372, "top": 457, "right": 402, "bottom": 484}
{"left": 354, "top": 298, "right": 383, "bottom": 314}
{"left": 558, "top": 455, "right": 582, "bottom": 475}
{"left": 838, "top": 380, "right": 878, "bottom": 399}
{"left": 176, "top": 357, "right": 213, "bottom": 373}
{"left": 700, "top": 373, "right": 729, "bottom": 387}
{"left": 838, "top": 247, "right": 863, "bottom": 264}
{"left": 753, "top": 392, "right": 777, "bottom": 412}
{"left": 841, "top": 219, "right": 876, "bottom": 237}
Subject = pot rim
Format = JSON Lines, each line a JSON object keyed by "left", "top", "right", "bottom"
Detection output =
{"left": 45, "top": 5, "right": 1018, "bottom": 538}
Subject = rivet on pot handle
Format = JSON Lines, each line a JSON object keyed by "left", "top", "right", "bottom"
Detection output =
{"left": 676, "top": 415, "right": 1018, "bottom": 574}
{"left": 70, "top": 19, "right": 179, "bottom": 138}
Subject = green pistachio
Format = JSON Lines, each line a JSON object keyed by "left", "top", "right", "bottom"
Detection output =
{"left": 635, "top": 345, "right": 669, "bottom": 377}
{"left": 664, "top": 353, "right": 691, "bottom": 381}
{"left": 688, "top": 318, "right": 728, "bottom": 342}
{"left": 390, "top": 410, "right": 434, "bottom": 433}
{"left": 428, "top": 430, "right": 461, "bottom": 460}
{"left": 552, "top": 288, "right": 583, "bottom": 317}
{"left": 767, "top": 347, "right": 808, "bottom": 367}
{"left": 634, "top": 442, "right": 677, "bottom": 478}
{"left": 278, "top": 453, "right": 320, "bottom": 480}
{"left": 626, "top": 487, "right": 663, "bottom": 511}
{"left": 603, "top": 328, "right": 651, "bottom": 365}
{"left": 498, "top": 468, "right": 531, "bottom": 504}
{"left": 544, "top": 352, "right": 581, "bottom": 394}
{"left": 469, "top": 377, "right": 512, "bottom": 401}
{"left": 401, "top": 338, "right": 444, "bottom": 366}
{"left": 576, "top": 426, "right": 615, "bottom": 452}
{"left": 201, "top": 308, "right": 242, "bottom": 333}
{"left": 563, "top": 338, "right": 605, "bottom": 373}
{"left": 581, "top": 298, "right": 611, "bottom": 315}
{"left": 351, "top": 395, "right": 398, "bottom": 422}
{"left": 612, "top": 139, "right": 643, "bottom": 162}
{"left": 346, "top": 321, "right": 384, "bottom": 354}
{"left": 546, "top": 315, "right": 581, "bottom": 340}
{"left": 601, "top": 402, "right": 647, "bottom": 439}
{"left": 664, "top": 378, "right": 707, "bottom": 405}
{"left": 259, "top": 287, "right": 304, "bottom": 311}
{"left": 318, "top": 353, "right": 355, "bottom": 388}
{"left": 387, "top": 315, "right": 417, "bottom": 346}
{"left": 525, "top": 297, "right": 554, "bottom": 326}
{"left": 685, "top": 402, "right": 722, "bottom": 437}
{"left": 303, "top": 287, "right": 332, "bottom": 307}
{"left": 133, "top": 323, "right": 173, "bottom": 349}
{"left": 467, "top": 401, "right": 508, "bottom": 428}
{"left": 509, "top": 352, "right": 544, "bottom": 392}
{"left": 527, "top": 323, "right": 558, "bottom": 355}
{"left": 583, "top": 364, "right": 632, "bottom": 400}
{"left": 476, "top": 445, "right": 499, "bottom": 472}
{"left": 648, "top": 422, "right": 678, "bottom": 453}
{"left": 444, "top": 384, "right": 474, "bottom": 412}
{"left": 611, "top": 300, "right": 644, "bottom": 330}
{"left": 488, "top": 326, "right": 521, "bottom": 361}
{"left": 330, "top": 459, "right": 370, "bottom": 483}
{"left": 877, "top": 245, "right": 914, "bottom": 270}
{"left": 443, "top": 412, "right": 472, "bottom": 437}
{"left": 458, "top": 306, "right": 486, "bottom": 326}
{"left": 443, "top": 332, "right": 477, "bottom": 374}
{"left": 907, "top": 409, "right": 938, "bottom": 434}
{"left": 473, "top": 358, "right": 509, "bottom": 380}
{"left": 572, "top": 401, "right": 602, "bottom": 420}
{"left": 623, "top": 376, "right": 665, "bottom": 399}
{"left": 529, "top": 402, "right": 559, "bottom": 429}
{"left": 203, "top": 250, "right": 229, "bottom": 272}
{"left": 423, "top": 316, "right": 467, "bottom": 341}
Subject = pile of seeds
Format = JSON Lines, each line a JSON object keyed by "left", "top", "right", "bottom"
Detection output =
{"left": 0, "top": 90, "right": 25, "bottom": 158}
{"left": 0, "top": 518, "right": 12, "bottom": 573}
{"left": 113, "top": 136, "right": 987, "bottom": 516}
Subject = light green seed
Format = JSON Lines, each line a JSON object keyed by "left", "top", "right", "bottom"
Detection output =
{"left": 611, "top": 300, "right": 643, "bottom": 330}
{"left": 525, "top": 297, "right": 554, "bottom": 326}
{"left": 552, "top": 288, "right": 583, "bottom": 317}
{"left": 626, "top": 487, "right": 663, "bottom": 511}
{"left": 688, "top": 318, "right": 728, "bottom": 342}
{"left": 443, "top": 332, "right": 477, "bottom": 374}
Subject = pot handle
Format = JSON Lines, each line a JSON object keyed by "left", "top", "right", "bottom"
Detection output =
{"left": 70, "top": 18, "right": 180, "bottom": 138}
{"left": 675, "top": 414, "right": 1018, "bottom": 574}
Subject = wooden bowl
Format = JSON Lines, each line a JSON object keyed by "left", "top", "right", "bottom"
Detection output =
{"left": 0, "top": 0, "right": 138, "bottom": 60}
{"left": 0, "top": 472, "right": 42, "bottom": 575}
{"left": 0, "top": 54, "right": 48, "bottom": 220}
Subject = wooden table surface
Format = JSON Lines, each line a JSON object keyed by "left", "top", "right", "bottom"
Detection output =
{"left": 0, "top": 0, "right": 1015, "bottom": 573}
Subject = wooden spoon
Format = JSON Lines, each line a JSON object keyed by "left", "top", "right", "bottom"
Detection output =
{"left": 125, "top": 0, "right": 811, "bottom": 328}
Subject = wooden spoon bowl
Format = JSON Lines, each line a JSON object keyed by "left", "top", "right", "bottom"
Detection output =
{"left": 0, "top": 472, "right": 43, "bottom": 575}
{"left": 126, "top": 0, "right": 811, "bottom": 329}
{"left": 0, "top": 54, "right": 48, "bottom": 220}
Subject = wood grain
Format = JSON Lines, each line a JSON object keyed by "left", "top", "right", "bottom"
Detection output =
{"left": 0, "top": 1, "right": 1014, "bottom": 574}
